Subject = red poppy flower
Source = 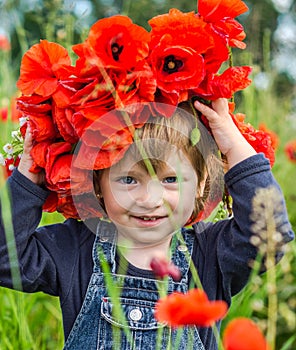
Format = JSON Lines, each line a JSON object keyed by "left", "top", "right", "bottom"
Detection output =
{"left": 213, "top": 18, "right": 247, "bottom": 49}
{"left": 53, "top": 75, "right": 115, "bottom": 110}
{"left": 213, "top": 66, "right": 252, "bottom": 98}
{"left": 284, "top": 140, "right": 296, "bottom": 163}
{"left": 259, "top": 123, "right": 279, "bottom": 151}
{"left": 0, "top": 98, "right": 21, "bottom": 123}
{"left": 149, "top": 9, "right": 213, "bottom": 53}
{"left": 73, "top": 15, "right": 150, "bottom": 72}
{"left": 197, "top": 0, "right": 248, "bottom": 54}
{"left": 0, "top": 34, "right": 11, "bottom": 51}
{"left": 30, "top": 140, "right": 52, "bottom": 172}
{"left": 17, "top": 40, "right": 73, "bottom": 96}
{"left": 155, "top": 289, "right": 228, "bottom": 327}
{"left": 42, "top": 188, "right": 103, "bottom": 220}
{"left": 149, "top": 44, "right": 205, "bottom": 94}
{"left": 115, "top": 60, "right": 157, "bottom": 108}
{"left": 17, "top": 95, "right": 52, "bottom": 115}
{"left": 43, "top": 143, "right": 92, "bottom": 195}
{"left": 42, "top": 191, "right": 59, "bottom": 213}
{"left": 74, "top": 127, "right": 134, "bottom": 170}
{"left": 223, "top": 318, "right": 270, "bottom": 350}
{"left": 194, "top": 66, "right": 252, "bottom": 100}
{"left": 56, "top": 192, "right": 103, "bottom": 219}
{"left": 45, "top": 151, "right": 92, "bottom": 195}
{"left": 202, "top": 28, "right": 230, "bottom": 74}
{"left": 56, "top": 194, "right": 79, "bottom": 219}
{"left": 153, "top": 90, "right": 189, "bottom": 113}
{"left": 197, "top": 0, "right": 248, "bottom": 23}
{"left": 150, "top": 255, "right": 181, "bottom": 281}
{"left": 149, "top": 9, "right": 216, "bottom": 97}
{"left": 3, "top": 156, "right": 20, "bottom": 177}
{"left": 52, "top": 76, "right": 117, "bottom": 141}
{"left": 52, "top": 104, "right": 79, "bottom": 144}
{"left": 28, "top": 114, "right": 57, "bottom": 142}
{"left": 232, "top": 113, "right": 275, "bottom": 166}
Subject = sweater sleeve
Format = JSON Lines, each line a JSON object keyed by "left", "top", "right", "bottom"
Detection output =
{"left": 194, "top": 153, "right": 294, "bottom": 303}
{"left": 0, "top": 169, "right": 85, "bottom": 296}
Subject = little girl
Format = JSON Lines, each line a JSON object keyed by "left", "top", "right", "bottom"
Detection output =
{"left": 0, "top": 98, "right": 294, "bottom": 349}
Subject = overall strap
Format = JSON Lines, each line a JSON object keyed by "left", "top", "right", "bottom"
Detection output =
{"left": 93, "top": 219, "right": 117, "bottom": 273}
{"left": 170, "top": 228, "right": 195, "bottom": 286}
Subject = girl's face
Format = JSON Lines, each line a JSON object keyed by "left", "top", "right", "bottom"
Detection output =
{"left": 99, "top": 150, "right": 198, "bottom": 247}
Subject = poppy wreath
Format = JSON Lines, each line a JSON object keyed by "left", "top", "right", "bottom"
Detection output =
{"left": 7, "top": 0, "right": 275, "bottom": 219}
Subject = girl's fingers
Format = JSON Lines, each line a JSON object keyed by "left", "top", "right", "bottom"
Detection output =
{"left": 23, "top": 124, "right": 33, "bottom": 153}
{"left": 211, "top": 98, "right": 229, "bottom": 117}
{"left": 194, "top": 98, "right": 229, "bottom": 122}
{"left": 193, "top": 100, "right": 216, "bottom": 120}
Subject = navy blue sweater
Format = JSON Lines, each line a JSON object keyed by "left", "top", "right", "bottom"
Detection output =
{"left": 0, "top": 154, "right": 294, "bottom": 349}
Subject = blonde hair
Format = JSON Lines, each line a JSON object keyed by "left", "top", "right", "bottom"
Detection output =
{"left": 94, "top": 101, "right": 223, "bottom": 223}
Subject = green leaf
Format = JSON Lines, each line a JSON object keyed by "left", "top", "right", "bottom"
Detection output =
{"left": 190, "top": 127, "right": 200, "bottom": 146}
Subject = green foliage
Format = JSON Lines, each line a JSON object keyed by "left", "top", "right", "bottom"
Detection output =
{"left": 0, "top": 289, "right": 63, "bottom": 350}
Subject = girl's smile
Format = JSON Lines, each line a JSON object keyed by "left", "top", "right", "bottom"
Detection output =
{"left": 99, "top": 150, "right": 198, "bottom": 248}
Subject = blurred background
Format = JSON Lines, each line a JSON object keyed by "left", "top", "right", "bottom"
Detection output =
{"left": 0, "top": 0, "right": 295, "bottom": 349}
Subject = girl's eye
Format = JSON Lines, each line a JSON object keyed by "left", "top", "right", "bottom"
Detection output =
{"left": 163, "top": 176, "right": 177, "bottom": 184}
{"left": 119, "top": 176, "right": 136, "bottom": 185}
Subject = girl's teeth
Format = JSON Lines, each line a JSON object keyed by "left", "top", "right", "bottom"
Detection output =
{"left": 142, "top": 217, "right": 156, "bottom": 221}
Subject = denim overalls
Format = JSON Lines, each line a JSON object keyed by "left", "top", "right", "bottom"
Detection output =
{"left": 63, "top": 221, "right": 205, "bottom": 350}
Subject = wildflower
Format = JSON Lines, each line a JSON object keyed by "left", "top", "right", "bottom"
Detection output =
{"left": 3, "top": 156, "right": 20, "bottom": 177}
{"left": 0, "top": 97, "right": 21, "bottom": 122}
{"left": 19, "top": 116, "right": 28, "bottom": 127}
{"left": 150, "top": 255, "right": 181, "bottom": 281}
{"left": 155, "top": 288, "right": 228, "bottom": 327}
{"left": 223, "top": 317, "right": 270, "bottom": 350}
{"left": 0, "top": 153, "right": 5, "bottom": 166}
{"left": 3, "top": 143, "right": 14, "bottom": 155}
{"left": 0, "top": 34, "right": 10, "bottom": 51}
{"left": 284, "top": 140, "right": 296, "bottom": 163}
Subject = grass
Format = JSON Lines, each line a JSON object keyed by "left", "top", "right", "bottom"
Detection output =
{"left": 0, "top": 289, "right": 63, "bottom": 350}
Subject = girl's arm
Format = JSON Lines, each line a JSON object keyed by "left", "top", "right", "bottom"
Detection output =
{"left": 194, "top": 153, "right": 294, "bottom": 303}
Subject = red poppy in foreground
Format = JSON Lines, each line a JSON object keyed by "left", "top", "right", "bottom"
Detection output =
{"left": 0, "top": 34, "right": 11, "bottom": 51}
{"left": 223, "top": 318, "right": 270, "bottom": 350}
{"left": 0, "top": 98, "right": 21, "bottom": 123}
{"left": 284, "top": 140, "right": 296, "bottom": 163}
{"left": 155, "top": 288, "right": 227, "bottom": 327}
{"left": 150, "top": 255, "right": 181, "bottom": 281}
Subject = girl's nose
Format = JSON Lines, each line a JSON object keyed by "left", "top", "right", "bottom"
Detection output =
{"left": 136, "top": 179, "right": 164, "bottom": 208}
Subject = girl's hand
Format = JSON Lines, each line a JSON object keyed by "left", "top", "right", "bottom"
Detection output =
{"left": 17, "top": 126, "right": 45, "bottom": 185}
{"left": 194, "top": 98, "right": 256, "bottom": 169}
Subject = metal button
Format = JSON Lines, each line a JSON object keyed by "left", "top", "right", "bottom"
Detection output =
{"left": 177, "top": 244, "right": 188, "bottom": 252}
{"left": 129, "top": 308, "right": 142, "bottom": 321}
